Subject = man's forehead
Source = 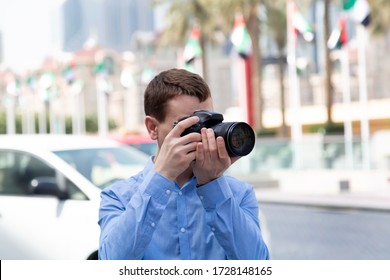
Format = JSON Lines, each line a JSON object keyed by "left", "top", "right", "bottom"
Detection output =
{"left": 167, "top": 98, "right": 212, "bottom": 119}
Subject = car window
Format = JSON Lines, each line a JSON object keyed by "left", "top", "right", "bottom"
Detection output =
{"left": 54, "top": 146, "right": 148, "bottom": 189}
{"left": 0, "top": 150, "right": 87, "bottom": 200}
{"left": 130, "top": 143, "right": 157, "bottom": 156}
{"left": 0, "top": 151, "right": 23, "bottom": 195}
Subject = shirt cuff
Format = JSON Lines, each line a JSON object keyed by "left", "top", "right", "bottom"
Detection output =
{"left": 196, "top": 176, "right": 233, "bottom": 210}
{"left": 139, "top": 169, "right": 176, "bottom": 205}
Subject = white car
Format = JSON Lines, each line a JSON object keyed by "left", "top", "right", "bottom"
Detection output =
{"left": 0, "top": 134, "right": 149, "bottom": 260}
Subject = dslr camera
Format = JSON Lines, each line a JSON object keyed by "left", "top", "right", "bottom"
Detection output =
{"left": 173, "top": 110, "right": 255, "bottom": 157}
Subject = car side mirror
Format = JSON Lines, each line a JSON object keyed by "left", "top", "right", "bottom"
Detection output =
{"left": 29, "top": 177, "right": 69, "bottom": 200}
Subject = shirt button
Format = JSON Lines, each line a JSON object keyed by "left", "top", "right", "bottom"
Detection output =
{"left": 151, "top": 222, "right": 156, "bottom": 227}
{"left": 211, "top": 227, "right": 216, "bottom": 232}
{"left": 180, "top": 227, "right": 186, "bottom": 233}
{"left": 165, "top": 190, "right": 171, "bottom": 195}
{"left": 199, "top": 196, "right": 204, "bottom": 200}
{"left": 178, "top": 191, "right": 182, "bottom": 196}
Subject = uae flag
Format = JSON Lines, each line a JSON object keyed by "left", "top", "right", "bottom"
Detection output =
{"left": 183, "top": 26, "right": 202, "bottom": 64}
{"left": 230, "top": 14, "right": 252, "bottom": 59}
{"left": 343, "top": 0, "right": 371, "bottom": 26}
{"left": 291, "top": 2, "right": 314, "bottom": 42}
{"left": 327, "top": 15, "right": 348, "bottom": 50}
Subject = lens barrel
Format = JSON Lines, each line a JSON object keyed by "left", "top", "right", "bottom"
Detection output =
{"left": 212, "top": 122, "right": 255, "bottom": 157}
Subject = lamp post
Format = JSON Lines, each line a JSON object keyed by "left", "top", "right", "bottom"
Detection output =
{"left": 5, "top": 79, "right": 19, "bottom": 134}
{"left": 95, "top": 51, "right": 114, "bottom": 137}
{"left": 120, "top": 65, "right": 138, "bottom": 132}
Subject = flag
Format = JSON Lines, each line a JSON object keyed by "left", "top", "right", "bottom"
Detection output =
{"left": 343, "top": 0, "right": 370, "bottom": 26}
{"left": 327, "top": 15, "right": 348, "bottom": 50}
{"left": 63, "top": 61, "right": 76, "bottom": 85}
{"left": 26, "top": 75, "right": 37, "bottom": 91}
{"left": 291, "top": 2, "right": 314, "bottom": 42}
{"left": 230, "top": 14, "right": 252, "bottom": 59}
{"left": 183, "top": 26, "right": 202, "bottom": 64}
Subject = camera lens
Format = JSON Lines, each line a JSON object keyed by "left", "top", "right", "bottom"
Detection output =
{"left": 213, "top": 122, "right": 255, "bottom": 157}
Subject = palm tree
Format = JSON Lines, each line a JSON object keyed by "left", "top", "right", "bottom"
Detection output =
{"left": 368, "top": 0, "right": 390, "bottom": 35}
{"left": 216, "top": 0, "right": 264, "bottom": 130}
{"left": 155, "top": 0, "right": 265, "bottom": 130}
{"left": 264, "top": 0, "right": 288, "bottom": 137}
{"left": 153, "top": 0, "right": 220, "bottom": 82}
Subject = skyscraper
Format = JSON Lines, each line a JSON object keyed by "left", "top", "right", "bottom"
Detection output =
{"left": 62, "top": 0, "right": 88, "bottom": 52}
{"left": 61, "top": 0, "right": 155, "bottom": 52}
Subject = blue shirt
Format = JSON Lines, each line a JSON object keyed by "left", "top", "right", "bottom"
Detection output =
{"left": 98, "top": 158, "right": 269, "bottom": 260}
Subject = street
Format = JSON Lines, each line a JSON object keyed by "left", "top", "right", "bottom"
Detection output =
{"left": 261, "top": 203, "right": 390, "bottom": 260}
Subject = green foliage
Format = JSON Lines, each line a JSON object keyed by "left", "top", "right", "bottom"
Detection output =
{"left": 0, "top": 112, "right": 6, "bottom": 133}
{"left": 0, "top": 112, "right": 24, "bottom": 134}
{"left": 309, "top": 122, "right": 344, "bottom": 135}
{"left": 84, "top": 113, "right": 117, "bottom": 133}
{"left": 369, "top": 0, "right": 390, "bottom": 35}
{"left": 256, "top": 127, "right": 277, "bottom": 137}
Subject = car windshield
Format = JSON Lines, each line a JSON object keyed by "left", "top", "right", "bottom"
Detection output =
{"left": 130, "top": 142, "right": 157, "bottom": 156}
{"left": 54, "top": 146, "right": 148, "bottom": 189}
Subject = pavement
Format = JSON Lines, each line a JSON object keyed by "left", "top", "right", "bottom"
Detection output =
{"left": 234, "top": 170, "right": 390, "bottom": 212}
{"left": 255, "top": 188, "right": 390, "bottom": 212}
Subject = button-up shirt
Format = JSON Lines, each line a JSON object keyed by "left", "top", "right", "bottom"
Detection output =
{"left": 98, "top": 158, "right": 269, "bottom": 260}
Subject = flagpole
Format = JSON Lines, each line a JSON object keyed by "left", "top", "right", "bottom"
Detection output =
{"left": 70, "top": 82, "right": 85, "bottom": 135}
{"left": 235, "top": 56, "right": 248, "bottom": 122}
{"left": 340, "top": 47, "right": 354, "bottom": 169}
{"left": 287, "top": 0, "right": 302, "bottom": 169}
{"left": 121, "top": 67, "right": 138, "bottom": 132}
{"left": 96, "top": 76, "right": 109, "bottom": 137}
{"left": 26, "top": 91, "right": 35, "bottom": 134}
{"left": 5, "top": 95, "right": 16, "bottom": 134}
{"left": 244, "top": 56, "right": 254, "bottom": 126}
{"left": 230, "top": 13, "right": 254, "bottom": 124}
{"left": 357, "top": 24, "right": 370, "bottom": 170}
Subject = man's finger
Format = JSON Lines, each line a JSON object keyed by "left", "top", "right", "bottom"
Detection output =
{"left": 216, "top": 136, "right": 229, "bottom": 159}
{"left": 206, "top": 128, "right": 217, "bottom": 155}
{"left": 171, "top": 116, "right": 199, "bottom": 137}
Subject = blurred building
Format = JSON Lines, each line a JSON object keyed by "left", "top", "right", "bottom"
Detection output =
{"left": 1, "top": 0, "right": 390, "bottom": 146}
{"left": 260, "top": 1, "right": 390, "bottom": 136}
{"left": 62, "top": 0, "right": 155, "bottom": 52}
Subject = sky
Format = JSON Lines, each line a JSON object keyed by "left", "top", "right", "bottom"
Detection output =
{"left": 0, "top": 0, "right": 166, "bottom": 74}
{"left": 0, "top": 0, "right": 65, "bottom": 74}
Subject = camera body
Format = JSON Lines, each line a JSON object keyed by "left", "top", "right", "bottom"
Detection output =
{"left": 174, "top": 110, "right": 255, "bottom": 157}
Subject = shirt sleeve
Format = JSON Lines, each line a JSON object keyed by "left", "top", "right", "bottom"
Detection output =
{"left": 196, "top": 176, "right": 269, "bottom": 260}
{"left": 98, "top": 169, "right": 175, "bottom": 260}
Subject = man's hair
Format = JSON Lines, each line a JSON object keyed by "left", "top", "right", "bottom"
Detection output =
{"left": 144, "top": 68, "right": 211, "bottom": 122}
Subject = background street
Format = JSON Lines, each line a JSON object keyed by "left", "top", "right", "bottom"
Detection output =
{"left": 261, "top": 203, "right": 390, "bottom": 260}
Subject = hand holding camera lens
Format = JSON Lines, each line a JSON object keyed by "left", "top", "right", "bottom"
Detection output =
{"left": 153, "top": 116, "right": 201, "bottom": 182}
{"left": 155, "top": 110, "right": 255, "bottom": 184}
{"left": 192, "top": 127, "right": 233, "bottom": 185}
{"left": 173, "top": 110, "right": 256, "bottom": 185}
{"left": 174, "top": 110, "right": 255, "bottom": 157}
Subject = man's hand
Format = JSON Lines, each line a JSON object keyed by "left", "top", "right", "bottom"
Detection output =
{"left": 153, "top": 116, "right": 201, "bottom": 181}
{"left": 192, "top": 128, "right": 240, "bottom": 185}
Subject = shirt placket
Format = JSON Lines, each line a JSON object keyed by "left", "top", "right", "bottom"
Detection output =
{"left": 176, "top": 188, "right": 191, "bottom": 259}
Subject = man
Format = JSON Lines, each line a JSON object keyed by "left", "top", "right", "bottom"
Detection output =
{"left": 98, "top": 68, "right": 269, "bottom": 260}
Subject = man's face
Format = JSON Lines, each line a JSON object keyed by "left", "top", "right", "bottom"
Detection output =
{"left": 155, "top": 95, "right": 213, "bottom": 148}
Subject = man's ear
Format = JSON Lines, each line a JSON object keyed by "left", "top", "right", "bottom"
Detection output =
{"left": 145, "top": 116, "right": 158, "bottom": 140}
